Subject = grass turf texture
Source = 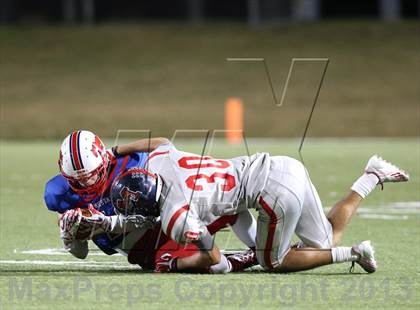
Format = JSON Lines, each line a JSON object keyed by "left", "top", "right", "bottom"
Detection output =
{"left": 0, "top": 21, "right": 418, "bottom": 139}
{"left": 0, "top": 138, "right": 419, "bottom": 309}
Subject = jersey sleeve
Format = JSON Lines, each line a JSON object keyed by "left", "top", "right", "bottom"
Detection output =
{"left": 162, "top": 205, "right": 205, "bottom": 244}
{"left": 44, "top": 175, "right": 85, "bottom": 213}
{"left": 152, "top": 141, "right": 176, "bottom": 153}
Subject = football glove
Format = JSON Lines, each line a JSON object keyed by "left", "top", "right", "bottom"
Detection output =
{"left": 154, "top": 253, "right": 178, "bottom": 273}
{"left": 59, "top": 208, "right": 82, "bottom": 250}
{"left": 76, "top": 204, "right": 111, "bottom": 240}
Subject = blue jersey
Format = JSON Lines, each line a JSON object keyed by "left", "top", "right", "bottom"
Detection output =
{"left": 44, "top": 152, "right": 148, "bottom": 255}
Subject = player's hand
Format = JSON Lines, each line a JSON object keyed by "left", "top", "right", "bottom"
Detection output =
{"left": 154, "top": 253, "right": 178, "bottom": 273}
{"left": 59, "top": 208, "right": 82, "bottom": 250}
{"left": 77, "top": 204, "right": 111, "bottom": 239}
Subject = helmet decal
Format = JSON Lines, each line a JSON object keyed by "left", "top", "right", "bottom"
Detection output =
{"left": 91, "top": 135, "right": 104, "bottom": 158}
{"left": 116, "top": 187, "right": 141, "bottom": 212}
{"left": 69, "top": 130, "right": 84, "bottom": 171}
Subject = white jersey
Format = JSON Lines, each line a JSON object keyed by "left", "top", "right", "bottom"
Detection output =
{"left": 146, "top": 142, "right": 270, "bottom": 243}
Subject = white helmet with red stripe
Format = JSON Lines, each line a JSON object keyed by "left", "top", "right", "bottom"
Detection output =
{"left": 59, "top": 130, "right": 110, "bottom": 196}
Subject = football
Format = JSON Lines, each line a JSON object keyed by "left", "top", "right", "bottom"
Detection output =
{"left": 74, "top": 208, "right": 95, "bottom": 240}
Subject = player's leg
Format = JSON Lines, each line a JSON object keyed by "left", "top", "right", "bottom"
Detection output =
{"left": 276, "top": 160, "right": 368, "bottom": 272}
{"left": 291, "top": 155, "right": 370, "bottom": 248}
{"left": 296, "top": 155, "right": 409, "bottom": 247}
{"left": 264, "top": 156, "right": 334, "bottom": 249}
{"left": 294, "top": 173, "right": 360, "bottom": 248}
{"left": 257, "top": 156, "right": 376, "bottom": 273}
{"left": 327, "top": 155, "right": 409, "bottom": 245}
{"left": 231, "top": 209, "right": 257, "bottom": 249}
{"left": 275, "top": 240, "right": 376, "bottom": 273}
{"left": 277, "top": 155, "right": 409, "bottom": 273}
{"left": 326, "top": 191, "right": 363, "bottom": 246}
{"left": 294, "top": 170, "right": 333, "bottom": 248}
{"left": 255, "top": 176, "right": 302, "bottom": 270}
{"left": 277, "top": 247, "right": 332, "bottom": 272}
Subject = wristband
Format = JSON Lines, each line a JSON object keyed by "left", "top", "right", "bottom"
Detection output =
{"left": 170, "top": 257, "right": 178, "bottom": 272}
{"left": 111, "top": 146, "right": 120, "bottom": 157}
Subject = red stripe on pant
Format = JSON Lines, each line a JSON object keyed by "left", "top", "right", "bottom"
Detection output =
{"left": 258, "top": 196, "right": 277, "bottom": 269}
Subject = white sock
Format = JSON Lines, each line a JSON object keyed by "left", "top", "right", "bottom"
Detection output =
{"left": 209, "top": 254, "right": 232, "bottom": 274}
{"left": 331, "top": 247, "right": 358, "bottom": 263}
{"left": 350, "top": 173, "right": 379, "bottom": 198}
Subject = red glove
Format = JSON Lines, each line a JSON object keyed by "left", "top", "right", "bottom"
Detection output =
{"left": 154, "top": 253, "right": 178, "bottom": 273}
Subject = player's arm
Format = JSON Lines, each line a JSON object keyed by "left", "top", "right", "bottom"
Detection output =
{"left": 58, "top": 205, "right": 119, "bottom": 259}
{"left": 68, "top": 239, "right": 89, "bottom": 259}
{"left": 176, "top": 229, "right": 221, "bottom": 270}
{"left": 156, "top": 224, "right": 257, "bottom": 273}
{"left": 113, "top": 137, "right": 170, "bottom": 156}
{"left": 156, "top": 227, "right": 232, "bottom": 273}
{"left": 59, "top": 209, "right": 90, "bottom": 259}
{"left": 103, "top": 214, "right": 154, "bottom": 234}
{"left": 157, "top": 206, "right": 238, "bottom": 273}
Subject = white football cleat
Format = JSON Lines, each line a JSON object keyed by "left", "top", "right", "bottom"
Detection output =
{"left": 365, "top": 155, "right": 409, "bottom": 187}
{"left": 350, "top": 240, "right": 377, "bottom": 273}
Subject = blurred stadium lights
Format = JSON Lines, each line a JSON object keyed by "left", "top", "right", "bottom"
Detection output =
{"left": 291, "top": 0, "right": 321, "bottom": 22}
{"left": 62, "top": 0, "right": 95, "bottom": 23}
{"left": 0, "top": 0, "right": 418, "bottom": 24}
{"left": 186, "top": 0, "right": 205, "bottom": 22}
{"left": 380, "top": 0, "right": 402, "bottom": 20}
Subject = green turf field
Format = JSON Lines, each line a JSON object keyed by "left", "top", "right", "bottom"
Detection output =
{"left": 0, "top": 138, "right": 419, "bottom": 309}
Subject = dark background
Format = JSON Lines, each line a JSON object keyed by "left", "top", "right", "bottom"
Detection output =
{"left": 1, "top": 0, "right": 418, "bottom": 23}
{"left": 0, "top": 1, "right": 418, "bottom": 139}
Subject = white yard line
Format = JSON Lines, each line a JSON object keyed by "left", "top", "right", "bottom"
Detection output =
{"left": 358, "top": 214, "right": 409, "bottom": 220}
{"left": 19, "top": 248, "right": 117, "bottom": 256}
{"left": 357, "top": 207, "right": 420, "bottom": 214}
{"left": 17, "top": 248, "right": 243, "bottom": 256}
{"left": 0, "top": 259, "right": 140, "bottom": 269}
{"left": 387, "top": 201, "right": 420, "bottom": 209}
{"left": 323, "top": 201, "right": 420, "bottom": 217}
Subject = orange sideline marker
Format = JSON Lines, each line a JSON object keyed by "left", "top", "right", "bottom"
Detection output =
{"left": 225, "top": 97, "right": 243, "bottom": 144}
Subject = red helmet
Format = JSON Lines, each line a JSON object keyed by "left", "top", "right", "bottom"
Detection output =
{"left": 59, "top": 130, "right": 111, "bottom": 197}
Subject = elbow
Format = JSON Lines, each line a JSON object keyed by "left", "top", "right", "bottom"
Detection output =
{"left": 156, "top": 137, "right": 170, "bottom": 145}
{"left": 210, "top": 256, "right": 220, "bottom": 265}
{"left": 68, "top": 240, "right": 89, "bottom": 259}
{"left": 77, "top": 252, "right": 88, "bottom": 260}
{"left": 70, "top": 250, "right": 88, "bottom": 260}
{"left": 148, "top": 137, "right": 170, "bottom": 152}
{"left": 198, "top": 253, "right": 219, "bottom": 268}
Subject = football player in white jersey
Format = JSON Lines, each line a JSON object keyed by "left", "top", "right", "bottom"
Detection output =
{"left": 111, "top": 139, "right": 409, "bottom": 273}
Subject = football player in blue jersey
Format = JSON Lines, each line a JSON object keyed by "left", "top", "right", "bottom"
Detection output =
{"left": 44, "top": 130, "right": 170, "bottom": 260}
